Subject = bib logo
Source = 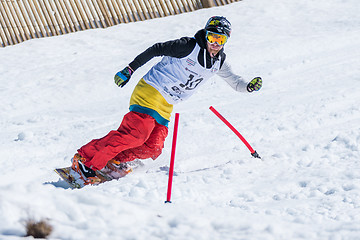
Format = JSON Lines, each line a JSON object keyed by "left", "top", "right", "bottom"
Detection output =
{"left": 186, "top": 58, "right": 196, "bottom": 66}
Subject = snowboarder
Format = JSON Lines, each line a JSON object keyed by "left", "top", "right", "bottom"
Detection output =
{"left": 71, "top": 16, "right": 263, "bottom": 185}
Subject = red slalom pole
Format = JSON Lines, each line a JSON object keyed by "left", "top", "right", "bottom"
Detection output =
{"left": 209, "top": 106, "right": 261, "bottom": 159}
{"left": 165, "top": 113, "right": 180, "bottom": 203}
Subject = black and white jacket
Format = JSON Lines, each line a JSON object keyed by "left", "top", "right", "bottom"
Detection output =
{"left": 128, "top": 29, "right": 248, "bottom": 94}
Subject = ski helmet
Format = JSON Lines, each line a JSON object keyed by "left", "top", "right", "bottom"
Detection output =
{"left": 205, "top": 16, "right": 232, "bottom": 38}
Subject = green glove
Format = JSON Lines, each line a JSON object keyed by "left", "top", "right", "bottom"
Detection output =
{"left": 114, "top": 66, "right": 133, "bottom": 88}
{"left": 247, "top": 77, "right": 262, "bottom": 92}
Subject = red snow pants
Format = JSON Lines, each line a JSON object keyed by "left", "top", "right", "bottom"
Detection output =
{"left": 78, "top": 111, "right": 168, "bottom": 171}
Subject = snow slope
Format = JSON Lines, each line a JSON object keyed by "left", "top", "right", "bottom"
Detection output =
{"left": 1, "top": 0, "right": 360, "bottom": 239}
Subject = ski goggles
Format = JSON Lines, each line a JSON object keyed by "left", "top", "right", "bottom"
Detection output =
{"left": 206, "top": 31, "right": 228, "bottom": 46}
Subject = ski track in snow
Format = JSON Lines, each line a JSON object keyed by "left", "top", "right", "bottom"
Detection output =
{"left": 1, "top": 0, "right": 360, "bottom": 239}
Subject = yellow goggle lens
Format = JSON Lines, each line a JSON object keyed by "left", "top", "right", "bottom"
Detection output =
{"left": 206, "top": 31, "right": 228, "bottom": 46}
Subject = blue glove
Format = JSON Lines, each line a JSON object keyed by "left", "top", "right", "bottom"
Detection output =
{"left": 247, "top": 77, "right": 262, "bottom": 92}
{"left": 114, "top": 66, "right": 133, "bottom": 88}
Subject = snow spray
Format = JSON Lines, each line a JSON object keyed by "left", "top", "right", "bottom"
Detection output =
{"left": 165, "top": 113, "right": 180, "bottom": 203}
{"left": 209, "top": 106, "right": 261, "bottom": 159}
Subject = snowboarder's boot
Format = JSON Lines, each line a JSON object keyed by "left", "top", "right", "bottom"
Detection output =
{"left": 108, "top": 159, "right": 133, "bottom": 174}
{"left": 71, "top": 153, "right": 101, "bottom": 185}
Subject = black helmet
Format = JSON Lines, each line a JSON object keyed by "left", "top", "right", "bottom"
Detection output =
{"left": 205, "top": 16, "right": 232, "bottom": 38}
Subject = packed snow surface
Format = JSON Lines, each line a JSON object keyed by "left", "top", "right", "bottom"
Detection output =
{"left": 1, "top": 0, "right": 360, "bottom": 239}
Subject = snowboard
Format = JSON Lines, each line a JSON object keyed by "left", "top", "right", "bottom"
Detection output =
{"left": 54, "top": 161, "right": 135, "bottom": 189}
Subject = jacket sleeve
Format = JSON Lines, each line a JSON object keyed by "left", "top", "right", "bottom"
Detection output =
{"left": 129, "top": 37, "right": 196, "bottom": 71}
{"left": 217, "top": 61, "right": 248, "bottom": 92}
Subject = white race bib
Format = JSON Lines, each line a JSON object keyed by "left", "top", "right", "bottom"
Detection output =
{"left": 143, "top": 44, "right": 221, "bottom": 104}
